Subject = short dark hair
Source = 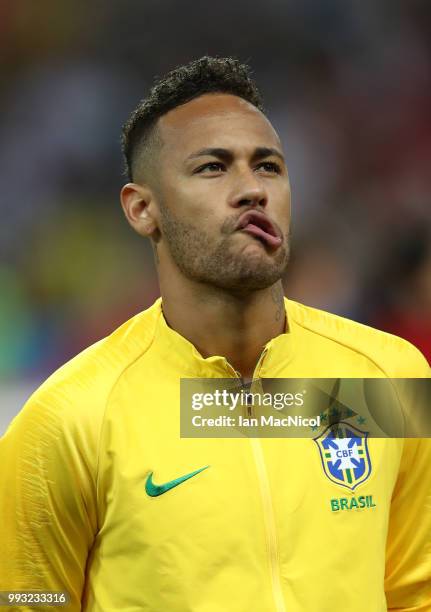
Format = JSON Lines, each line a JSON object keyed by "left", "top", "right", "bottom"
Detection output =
{"left": 121, "top": 56, "right": 264, "bottom": 182}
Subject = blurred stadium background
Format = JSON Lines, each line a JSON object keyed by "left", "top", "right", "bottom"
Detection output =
{"left": 1, "top": 1, "right": 430, "bottom": 434}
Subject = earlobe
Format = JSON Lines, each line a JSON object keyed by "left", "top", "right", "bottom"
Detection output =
{"left": 120, "top": 183, "right": 158, "bottom": 237}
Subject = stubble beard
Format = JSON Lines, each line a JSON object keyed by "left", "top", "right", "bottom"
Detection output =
{"left": 158, "top": 206, "right": 290, "bottom": 292}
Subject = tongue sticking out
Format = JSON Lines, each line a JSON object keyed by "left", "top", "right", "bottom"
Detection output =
{"left": 241, "top": 223, "right": 282, "bottom": 248}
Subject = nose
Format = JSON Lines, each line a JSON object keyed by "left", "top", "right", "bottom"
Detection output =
{"left": 228, "top": 170, "right": 268, "bottom": 209}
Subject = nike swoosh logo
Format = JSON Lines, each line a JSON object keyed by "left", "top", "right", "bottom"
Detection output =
{"left": 145, "top": 465, "right": 210, "bottom": 497}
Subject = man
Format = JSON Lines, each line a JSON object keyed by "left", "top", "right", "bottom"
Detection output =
{"left": 1, "top": 57, "right": 430, "bottom": 611}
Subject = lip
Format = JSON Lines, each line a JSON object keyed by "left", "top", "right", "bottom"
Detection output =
{"left": 234, "top": 210, "right": 281, "bottom": 248}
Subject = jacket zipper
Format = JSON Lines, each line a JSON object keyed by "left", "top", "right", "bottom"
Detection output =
{"left": 251, "top": 351, "right": 286, "bottom": 612}
{"left": 249, "top": 437, "right": 286, "bottom": 612}
{"left": 225, "top": 350, "right": 286, "bottom": 612}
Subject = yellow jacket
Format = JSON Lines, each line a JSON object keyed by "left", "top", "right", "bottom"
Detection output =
{"left": 1, "top": 298, "right": 430, "bottom": 611}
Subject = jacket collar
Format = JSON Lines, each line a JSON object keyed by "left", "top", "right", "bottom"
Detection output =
{"left": 151, "top": 297, "right": 295, "bottom": 378}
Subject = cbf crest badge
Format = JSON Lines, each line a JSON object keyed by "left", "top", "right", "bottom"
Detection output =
{"left": 314, "top": 422, "right": 371, "bottom": 491}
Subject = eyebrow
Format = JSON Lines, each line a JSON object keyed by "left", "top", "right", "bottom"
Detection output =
{"left": 186, "top": 146, "right": 285, "bottom": 164}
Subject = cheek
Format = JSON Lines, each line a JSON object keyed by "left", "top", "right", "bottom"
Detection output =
{"left": 164, "top": 179, "right": 225, "bottom": 223}
{"left": 270, "top": 183, "right": 291, "bottom": 224}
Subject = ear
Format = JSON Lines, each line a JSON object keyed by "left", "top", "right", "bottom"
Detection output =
{"left": 120, "top": 183, "right": 159, "bottom": 237}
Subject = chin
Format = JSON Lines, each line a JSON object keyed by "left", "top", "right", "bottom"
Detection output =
{"left": 235, "top": 272, "right": 283, "bottom": 291}
{"left": 218, "top": 262, "right": 284, "bottom": 292}
{"left": 181, "top": 240, "right": 289, "bottom": 291}
{"left": 237, "top": 246, "right": 286, "bottom": 281}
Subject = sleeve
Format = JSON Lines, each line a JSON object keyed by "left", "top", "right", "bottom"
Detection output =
{"left": 384, "top": 347, "right": 431, "bottom": 611}
{"left": 0, "top": 383, "right": 100, "bottom": 611}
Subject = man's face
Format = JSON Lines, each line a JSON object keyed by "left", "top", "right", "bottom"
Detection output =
{"left": 153, "top": 93, "right": 291, "bottom": 291}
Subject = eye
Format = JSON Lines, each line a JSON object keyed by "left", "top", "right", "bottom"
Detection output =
{"left": 194, "top": 162, "right": 225, "bottom": 174}
{"left": 256, "top": 161, "right": 281, "bottom": 174}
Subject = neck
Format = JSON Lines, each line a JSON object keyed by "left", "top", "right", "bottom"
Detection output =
{"left": 159, "top": 273, "right": 286, "bottom": 379}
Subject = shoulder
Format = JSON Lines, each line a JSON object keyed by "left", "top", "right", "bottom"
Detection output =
{"left": 3, "top": 299, "right": 162, "bottom": 440}
{"left": 286, "top": 298, "right": 430, "bottom": 377}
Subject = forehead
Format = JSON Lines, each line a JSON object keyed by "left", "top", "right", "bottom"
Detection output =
{"left": 158, "top": 93, "right": 281, "bottom": 158}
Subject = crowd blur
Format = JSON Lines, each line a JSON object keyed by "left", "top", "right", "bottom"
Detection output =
{"left": 1, "top": 0, "right": 430, "bottom": 390}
